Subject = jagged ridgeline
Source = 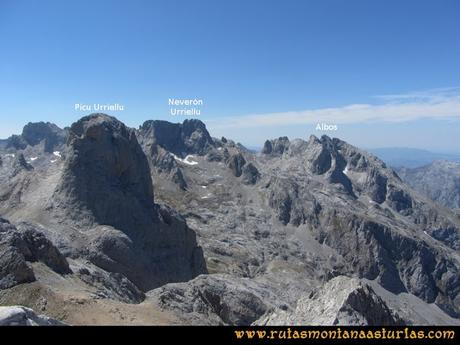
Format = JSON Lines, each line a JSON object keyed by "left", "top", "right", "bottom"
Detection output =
{"left": 0, "top": 114, "right": 459, "bottom": 325}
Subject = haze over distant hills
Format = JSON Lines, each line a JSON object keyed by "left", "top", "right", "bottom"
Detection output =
{"left": 369, "top": 147, "right": 460, "bottom": 169}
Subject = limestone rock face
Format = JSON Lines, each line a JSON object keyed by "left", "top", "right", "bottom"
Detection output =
{"left": 0, "top": 306, "right": 64, "bottom": 326}
{"left": 262, "top": 137, "right": 290, "bottom": 155}
{"left": 149, "top": 274, "right": 270, "bottom": 325}
{"left": 48, "top": 114, "right": 207, "bottom": 291}
{"left": 0, "top": 218, "right": 70, "bottom": 289}
{"left": 397, "top": 161, "right": 460, "bottom": 210}
{"left": 242, "top": 163, "right": 260, "bottom": 185}
{"left": 51, "top": 114, "right": 155, "bottom": 230}
{"left": 6, "top": 122, "right": 67, "bottom": 153}
{"left": 138, "top": 119, "right": 214, "bottom": 157}
{"left": 257, "top": 277, "right": 403, "bottom": 325}
{"left": 227, "top": 153, "right": 246, "bottom": 177}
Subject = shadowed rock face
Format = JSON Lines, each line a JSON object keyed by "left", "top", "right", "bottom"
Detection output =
{"left": 138, "top": 119, "right": 214, "bottom": 157}
{"left": 0, "top": 306, "right": 64, "bottom": 326}
{"left": 149, "top": 274, "right": 270, "bottom": 325}
{"left": 6, "top": 122, "right": 67, "bottom": 153}
{"left": 262, "top": 137, "right": 290, "bottom": 155}
{"left": 51, "top": 114, "right": 155, "bottom": 230}
{"left": 0, "top": 218, "right": 70, "bottom": 290}
{"left": 227, "top": 153, "right": 246, "bottom": 177}
{"left": 257, "top": 277, "right": 403, "bottom": 326}
{"left": 48, "top": 114, "right": 207, "bottom": 291}
{"left": 397, "top": 161, "right": 460, "bottom": 210}
{"left": 136, "top": 119, "right": 214, "bottom": 190}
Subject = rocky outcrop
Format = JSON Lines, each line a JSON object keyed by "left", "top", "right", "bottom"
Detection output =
{"left": 0, "top": 306, "right": 64, "bottom": 325}
{"left": 12, "top": 153, "right": 33, "bottom": 176}
{"left": 397, "top": 161, "right": 460, "bottom": 210}
{"left": 267, "top": 177, "right": 321, "bottom": 226}
{"left": 242, "top": 163, "right": 260, "bottom": 185}
{"left": 227, "top": 153, "right": 246, "bottom": 177}
{"left": 6, "top": 122, "right": 67, "bottom": 153}
{"left": 49, "top": 114, "right": 206, "bottom": 291}
{"left": 147, "top": 145, "right": 187, "bottom": 190}
{"left": 149, "top": 274, "right": 270, "bottom": 325}
{"left": 137, "top": 119, "right": 215, "bottom": 157}
{"left": 51, "top": 114, "right": 155, "bottom": 230}
{"left": 257, "top": 276, "right": 403, "bottom": 325}
{"left": 0, "top": 218, "right": 70, "bottom": 289}
{"left": 137, "top": 119, "right": 214, "bottom": 189}
{"left": 262, "top": 137, "right": 290, "bottom": 155}
{"left": 262, "top": 135, "right": 460, "bottom": 316}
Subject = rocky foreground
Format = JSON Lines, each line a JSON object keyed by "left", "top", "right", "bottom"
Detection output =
{"left": 0, "top": 114, "right": 459, "bottom": 325}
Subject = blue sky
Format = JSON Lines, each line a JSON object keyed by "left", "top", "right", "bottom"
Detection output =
{"left": 0, "top": 0, "right": 459, "bottom": 150}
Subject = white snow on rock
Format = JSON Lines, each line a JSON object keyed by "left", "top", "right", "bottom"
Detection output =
{"left": 30, "top": 157, "right": 38, "bottom": 161}
{"left": 50, "top": 159, "right": 57, "bottom": 163}
{"left": 5, "top": 154, "right": 15, "bottom": 158}
{"left": 343, "top": 165, "right": 349, "bottom": 175}
{"left": 53, "top": 151, "right": 61, "bottom": 158}
{"left": 171, "top": 153, "right": 198, "bottom": 166}
{"left": 0, "top": 306, "right": 63, "bottom": 326}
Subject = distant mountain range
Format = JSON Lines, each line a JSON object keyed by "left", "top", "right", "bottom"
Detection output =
{"left": 397, "top": 161, "right": 460, "bottom": 211}
{"left": 0, "top": 115, "right": 459, "bottom": 325}
{"left": 369, "top": 147, "right": 460, "bottom": 169}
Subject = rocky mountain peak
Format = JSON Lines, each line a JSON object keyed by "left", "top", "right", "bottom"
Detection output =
{"left": 138, "top": 118, "right": 214, "bottom": 157}
{"left": 51, "top": 113, "right": 155, "bottom": 230}
{"left": 13, "top": 153, "right": 33, "bottom": 174}
{"left": 47, "top": 114, "right": 207, "bottom": 291}
{"left": 6, "top": 121, "right": 67, "bottom": 153}
{"left": 257, "top": 276, "right": 403, "bottom": 325}
{"left": 262, "top": 136, "right": 290, "bottom": 155}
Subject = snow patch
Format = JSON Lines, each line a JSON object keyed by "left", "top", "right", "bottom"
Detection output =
{"left": 50, "top": 159, "right": 57, "bottom": 163}
{"left": 53, "top": 151, "right": 61, "bottom": 158}
{"left": 5, "top": 154, "right": 15, "bottom": 158}
{"left": 30, "top": 157, "right": 38, "bottom": 161}
{"left": 343, "top": 165, "right": 349, "bottom": 175}
{"left": 171, "top": 153, "right": 198, "bottom": 166}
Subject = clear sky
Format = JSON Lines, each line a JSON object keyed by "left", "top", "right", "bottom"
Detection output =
{"left": 1, "top": 0, "right": 459, "bottom": 150}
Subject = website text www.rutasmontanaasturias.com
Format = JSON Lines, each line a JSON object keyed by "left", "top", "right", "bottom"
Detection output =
{"left": 233, "top": 327, "right": 456, "bottom": 342}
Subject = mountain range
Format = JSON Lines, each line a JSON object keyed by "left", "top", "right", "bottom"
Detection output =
{"left": 369, "top": 147, "right": 460, "bottom": 169}
{"left": 0, "top": 114, "right": 459, "bottom": 325}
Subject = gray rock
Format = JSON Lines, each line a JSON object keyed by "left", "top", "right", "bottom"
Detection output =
{"left": 257, "top": 276, "right": 403, "bottom": 325}
{"left": 12, "top": 153, "right": 33, "bottom": 176}
{"left": 262, "top": 137, "right": 290, "bottom": 155}
{"left": 242, "top": 163, "right": 260, "bottom": 185}
{"left": 227, "top": 153, "right": 246, "bottom": 177}
{"left": 1, "top": 115, "right": 459, "bottom": 326}
{"left": 15, "top": 223, "right": 71, "bottom": 274}
{"left": 0, "top": 306, "right": 64, "bottom": 325}
{"left": 6, "top": 122, "right": 67, "bottom": 153}
{"left": 49, "top": 114, "right": 206, "bottom": 291}
{"left": 51, "top": 113, "right": 156, "bottom": 230}
{"left": 149, "top": 274, "right": 271, "bottom": 325}
{"left": 397, "top": 161, "right": 460, "bottom": 210}
{"left": 0, "top": 218, "right": 70, "bottom": 289}
{"left": 137, "top": 119, "right": 215, "bottom": 157}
